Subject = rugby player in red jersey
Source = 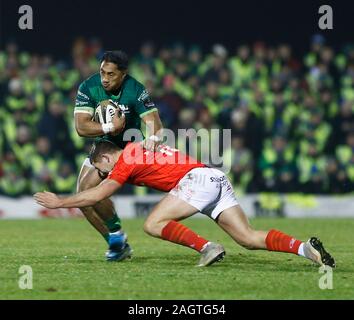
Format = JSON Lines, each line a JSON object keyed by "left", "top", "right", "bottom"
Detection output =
{"left": 34, "top": 141, "right": 335, "bottom": 267}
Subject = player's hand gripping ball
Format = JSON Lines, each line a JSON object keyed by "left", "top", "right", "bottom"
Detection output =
{"left": 94, "top": 99, "right": 125, "bottom": 135}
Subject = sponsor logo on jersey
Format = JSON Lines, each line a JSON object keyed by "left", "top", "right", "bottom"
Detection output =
{"left": 138, "top": 90, "right": 155, "bottom": 109}
{"left": 210, "top": 176, "right": 227, "bottom": 183}
{"left": 75, "top": 100, "right": 90, "bottom": 106}
{"left": 138, "top": 89, "right": 150, "bottom": 102}
{"left": 118, "top": 104, "right": 130, "bottom": 114}
{"left": 144, "top": 100, "right": 155, "bottom": 108}
{"left": 77, "top": 90, "right": 90, "bottom": 100}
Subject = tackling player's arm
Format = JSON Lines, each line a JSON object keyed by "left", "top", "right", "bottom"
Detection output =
{"left": 34, "top": 179, "right": 121, "bottom": 209}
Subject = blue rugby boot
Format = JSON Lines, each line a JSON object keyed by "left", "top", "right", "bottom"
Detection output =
{"left": 105, "top": 231, "right": 133, "bottom": 262}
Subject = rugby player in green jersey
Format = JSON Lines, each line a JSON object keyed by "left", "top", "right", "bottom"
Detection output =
{"left": 74, "top": 50, "right": 163, "bottom": 261}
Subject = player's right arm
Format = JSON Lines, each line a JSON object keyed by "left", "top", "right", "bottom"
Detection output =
{"left": 74, "top": 82, "right": 124, "bottom": 137}
{"left": 34, "top": 179, "right": 121, "bottom": 209}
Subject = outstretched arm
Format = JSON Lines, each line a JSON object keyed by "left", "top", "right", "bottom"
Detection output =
{"left": 34, "top": 179, "right": 121, "bottom": 209}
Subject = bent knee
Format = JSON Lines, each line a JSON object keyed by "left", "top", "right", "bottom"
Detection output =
{"left": 235, "top": 231, "right": 260, "bottom": 250}
{"left": 77, "top": 171, "right": 100, "bottom": 192}
{"left": 143, "top": 219, "right": 157, "bottom": 236}
{"left": 143, "top": 217, "right": 167, "bottom": 238}
{"left": 239, "top": 240, "right": 258, "bottom": 250}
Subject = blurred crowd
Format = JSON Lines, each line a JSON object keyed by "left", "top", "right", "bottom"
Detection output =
{"left": 0, "top": 35, "right": 354, "bottom": 196}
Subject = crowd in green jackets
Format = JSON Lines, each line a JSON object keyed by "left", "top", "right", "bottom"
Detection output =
{"left": 0, "top": 35, "right": 353, "bottom": 196}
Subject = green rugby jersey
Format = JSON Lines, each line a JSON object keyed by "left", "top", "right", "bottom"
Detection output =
{"left": 75, "top": 73, "right": 157, "bottom": 148}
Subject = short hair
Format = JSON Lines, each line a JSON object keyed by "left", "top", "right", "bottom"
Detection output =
{"left": 89, "top": 140, "right": 119, "bottom": 164}
{"left": 101, "top": 50, "right": 129, "bottom": 71}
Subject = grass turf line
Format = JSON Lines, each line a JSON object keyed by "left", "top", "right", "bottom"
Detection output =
{"left": 0, "top": 218, "right": 353, "bottom": 299}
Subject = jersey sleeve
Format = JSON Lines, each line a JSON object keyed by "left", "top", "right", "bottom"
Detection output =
{"left": 134, "top": 85, "right": 158, "bottom": 118}
{"left": 74, "top": 81, "right": 95, "bottom": 116}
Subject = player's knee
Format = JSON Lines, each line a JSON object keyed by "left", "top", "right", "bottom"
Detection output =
{"left": 143, "top": 219, "right": 157, "bottom": 237}
{"left": 241, "top": 240, "right": 258, "bottom": 250}
{"left": 235, "top": 230, "right": 259, "bottom": 250}
{"left": 77, "top": 175, "right": 97, "bottom": 193}
{"left": 143, "top": 217, "right": 165, "bottom": 237}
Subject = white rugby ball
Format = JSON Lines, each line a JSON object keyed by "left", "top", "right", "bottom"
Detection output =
{"left": 94, "top": 100, "right": 123, "bottom": 124}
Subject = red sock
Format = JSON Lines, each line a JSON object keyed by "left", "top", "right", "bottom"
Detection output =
{"left": 265, "top": 229, "right": 302, "bottom": 254}
{"left": 161, "top": 220, "right": 209, "bottom": 252}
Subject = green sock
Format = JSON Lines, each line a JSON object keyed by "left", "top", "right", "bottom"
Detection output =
{"left": 105, "top": 212, "right": 122, "bottom": 233}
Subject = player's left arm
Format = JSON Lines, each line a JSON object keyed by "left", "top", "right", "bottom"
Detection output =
{"left": 141, "top": 110, "right": 164, "bottom": 151}
{"left": 135, "top": 87, "right": 164, "bottom": 150}
{"left": 34, "top": 179, "right": 121, "bottom": 209}
{"left": 141, "top": 110, "right": 163, "bottom": 140}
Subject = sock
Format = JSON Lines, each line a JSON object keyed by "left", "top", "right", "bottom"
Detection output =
{"left": 265, "top": 229, "right": 303, "bottom": 255}
{"left": 105, "top": 212, "right": 122, "bottom": 233}
{"left": 161, "top": 220, "right": 209, "bottom": 252}
{"left": 297, "top": 243, "right": 306, "bottom": 257}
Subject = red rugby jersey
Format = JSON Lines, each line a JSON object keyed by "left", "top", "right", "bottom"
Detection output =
{"left": 108, "top": 142, "right": 205, "bottom": 192}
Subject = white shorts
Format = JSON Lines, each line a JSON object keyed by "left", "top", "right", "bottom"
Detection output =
{"left": 82, "top": 157, "right": 94, "bottom": 168}
{"left": 169, "top": 167, "right": 239, "bottom": 220}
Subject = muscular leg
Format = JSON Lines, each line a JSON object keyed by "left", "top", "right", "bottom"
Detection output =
{"left": 216, "top": 205, "right": 268, "bottom": 250}
{"left": 144, "top": 194, "right": 209, "bottom": 250}
{"left": 77, "top": 161, "right": 121, "bottom": 242}
{"left": 143, "top": 194, "right": 225, "bottom": 265}
{"left": 143, "top": 194, "right": 335, "bottom": 267}
{"left": 143, "top": 194, "right": 199, "bottom": 237}
{"left": 216, "top": 204, "right": 336, "bottom": 266}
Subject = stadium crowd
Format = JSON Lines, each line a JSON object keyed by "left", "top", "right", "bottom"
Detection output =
{"left": 0, "top": 35, "right": 354, "bottom": 196}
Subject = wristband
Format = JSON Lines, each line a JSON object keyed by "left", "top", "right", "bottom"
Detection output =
{"left": 148, "top": 135, "right": 161, "bottom": 142}
{"left": 102, "top": 122, "right": 114, "bottom": 134}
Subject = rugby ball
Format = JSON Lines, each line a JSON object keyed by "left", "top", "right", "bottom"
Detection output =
{"left": 94, "top": 100, "right": 123, "bottom": 124}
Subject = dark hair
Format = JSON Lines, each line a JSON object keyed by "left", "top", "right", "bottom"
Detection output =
{"left": 101, "top": 50, "right": 129, "bottom": 71}
{"left": 89, "top": 140, "right": 119, "bottom": 164}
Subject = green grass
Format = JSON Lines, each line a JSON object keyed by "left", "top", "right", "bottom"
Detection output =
{"left": 0, "top": 218, "right": 353, "bottom": 299}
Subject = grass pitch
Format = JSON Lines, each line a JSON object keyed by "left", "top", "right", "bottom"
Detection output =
{"left": 0, "top": 217, "right": 353, "bottom": 299}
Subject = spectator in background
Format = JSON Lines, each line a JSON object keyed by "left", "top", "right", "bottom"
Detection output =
{"left": 158, "top": 74, "right": 185, "bottom": 122}
{"left": 258, "top": 135, "right": 296, "bottom": 192}
{"left": 330, "top": 100, "right": 354, "bottom": 146}
{"left": 297, "top": 142, "right": 327, "bottom": 194}
{"left": 224, "top": 135, "right": 254, "bottom": 193}
{"left": 10, "top": 124, "right": 35, "bottom": 169}
{"left": 37, "top": 99, "right": 76, "bottom": 163}
{"left": 53, "top": 162, "right": 76, "bottom": 194}
{"left": 0, "top": 151, "right": 28, "bottom": 196}
{"left": 28, "top": 137, "right": 58, "bottom": 193}
{"left": 325, "top": 157, "right": 348, "bottom": 194}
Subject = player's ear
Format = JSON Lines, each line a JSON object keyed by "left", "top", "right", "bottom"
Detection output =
{"left": 101, "top": 154, "right": 109, "bottom": 163}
